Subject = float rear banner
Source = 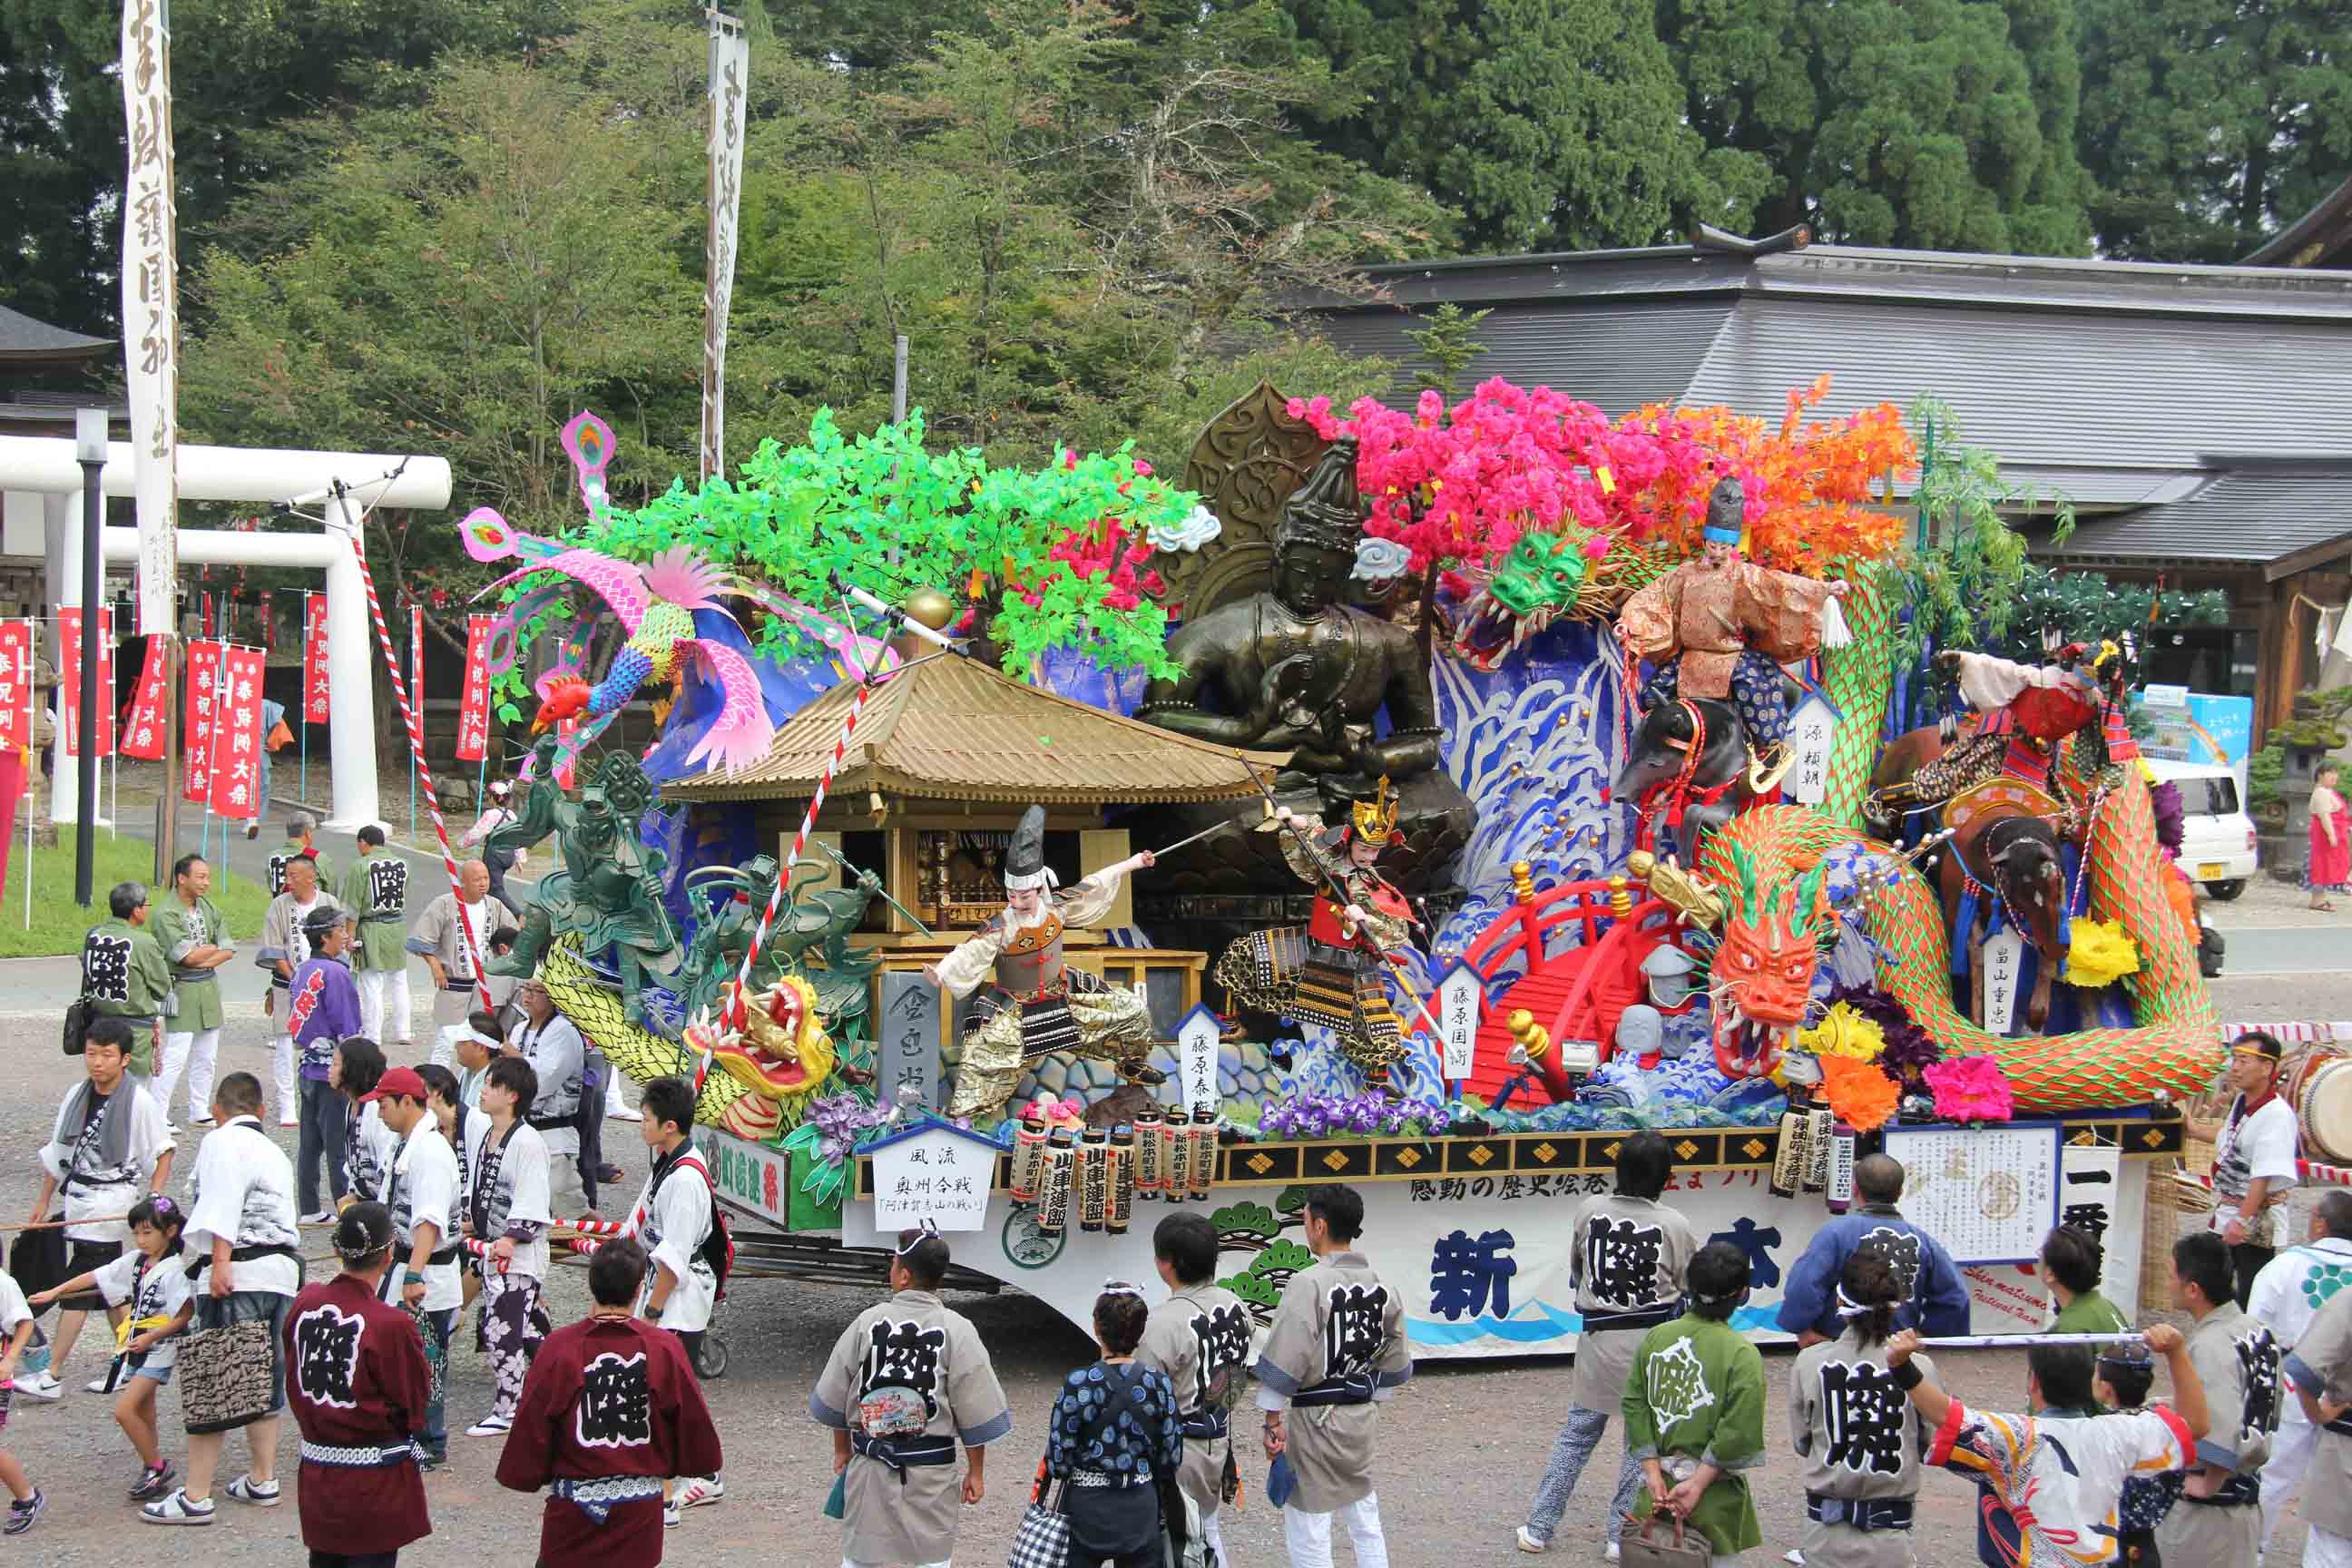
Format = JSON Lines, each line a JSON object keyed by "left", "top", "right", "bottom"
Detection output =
{"left": 699, "top": 11, "right": 750, "bottom": 481}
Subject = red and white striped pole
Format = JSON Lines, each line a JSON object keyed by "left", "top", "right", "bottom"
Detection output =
{"left": 336, "top": 505, "right": 491, "bottom": 1009}
{"left": 706, "top": 586, "right": 950, "bottom": 1090}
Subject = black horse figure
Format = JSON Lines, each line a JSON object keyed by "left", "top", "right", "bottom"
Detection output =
{"left": 1936, "top": 808, "right": 2068, "bottom": 1032}
{"left": 1615, "top": 696, "right": 1764, "bottom": 863}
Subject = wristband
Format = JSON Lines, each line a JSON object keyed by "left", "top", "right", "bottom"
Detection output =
{"left": 404, "top": 1269, "right": 426, "bottom": 1286}
{"left": 1891, "top": 1358, "right": 1924, "bottom": 1390}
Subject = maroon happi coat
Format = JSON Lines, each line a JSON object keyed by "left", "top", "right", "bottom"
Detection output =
{"left": 495, "top": 1315, "right": 724, "bottom": 1567}
{"left": 281, "top": 1273, "right": 433, "bottom": 1555}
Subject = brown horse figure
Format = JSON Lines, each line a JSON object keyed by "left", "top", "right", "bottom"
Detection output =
{"left": 1936, "top": 796, "right": 2068, "bottom": 1032}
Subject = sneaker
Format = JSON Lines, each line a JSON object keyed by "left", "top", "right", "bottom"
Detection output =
{"left": 673, "top": 1475, "right": 723, "bottom": 1511}
{"left": 609, "top": 1107, "right": 642, "bottom": 1122}
{"left": 129, "top": 1463, "right": 176, "bottom": 1501}
{"left": 4, "top": 1490, "right": 42, "bottom": 1536}
{"left": 1782, "top": 1553, "right": 1805, "bottom": 1566}
{"left": 279, "top": 1118, "right": 299, "bottom": 1129}
{"left": 299, "top": 1210, "right": 335, "bottom": 1226}
{"left": 466, "top": 1416, "right": 513, "bottom": 1436}
{"left": 1602, "top": 1545, "right": 1620, "bottom": 1563}
{"left": 165, "top": 1122, "right": 181, "bottom": 1137}
{"left": 190, "top": 1116, "right": 215, "bottom": 1129}
{"left": 1516, "top": 1526, "right": 1552, "bottom": 1553}
{"left": 418, "top": 1450, "right": 447, "bottom": 1472}
{"left": 664, "top": 1502, "right": 683, "bottom": 1530}
{"left": 17, "top": 1372, "right": 61, "bottom": 1401}
{"left": 141, "top": 1488, "right": 213, "bottom": 1525}
{"left": 222, "top": 1475, "right": 280, "bottom": 1507}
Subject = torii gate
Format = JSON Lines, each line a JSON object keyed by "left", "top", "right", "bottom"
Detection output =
{"left": 0, "top": 434, "right": 454, "bottom": 830}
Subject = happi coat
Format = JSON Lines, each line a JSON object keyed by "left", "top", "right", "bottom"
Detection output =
{"left": 1931, "top": 1399, "right": 2193, "bottom": 1566}
{"left": 283, "top": 1271, "right": 432, "bottom": 1556}
{"left": 498, "top": 1315, "right": 722, "bottom": 1568}
{"left": 340, "top": 848, "right": 413, "bottom": 974}
{"left": 1790, "top": 1328, "right": 1937, "bottom": 1568}
{"left": 1624, "top": 1313, "right": 1767, "bottom": 1555}
{"left": 1251, "top": 1250, "right": 1414, "bottom": 1514}
{"left": 2288, "top": 1287, "right": 2352, "bottom": 1561}
{"left": 810, "top": 1289, "right": 1014, "bottom": 1565}
{"left": 79, "top": 915, "right": 171, "bottom": 1073}
{"left": 152, "top": 893, "right": 230, "bottom": 1034}
{"left": 1138, "top": 1280, "right": 1255, "bottom": 1521}
{"left": 625, "top": 1143, "right": 719, "bottom": 1334}
{"left": 2153, "top": 1301, "right": 2279, "bottom": 1568}
{"left": 39, "top": 1078, "right": 169, "bottom": 1244}
{"left": 1568, "top": 1191, "right": 1700, "bottom": 1416}
{"left": 1778, "top": 1205, "right": 1974, "bottom": 1341}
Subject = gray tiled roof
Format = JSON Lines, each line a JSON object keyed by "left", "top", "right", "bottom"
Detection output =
{"left": 2050, "top": 466, "right": 2352, "bottom": 564}
{"left": 0, "top": 303, "right": 110, "bottom": 362}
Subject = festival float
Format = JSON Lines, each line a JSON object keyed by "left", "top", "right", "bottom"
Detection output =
{"left": 454, "top": 378, "right": 2257, "bottom": 1369}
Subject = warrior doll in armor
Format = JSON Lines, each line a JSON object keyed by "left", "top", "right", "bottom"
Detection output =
{"left": 1213, "top": 779, "right": 1414, "bottom": 1088}
{"left": 925, "top": 807, "right": 1165, "bottom": 1123}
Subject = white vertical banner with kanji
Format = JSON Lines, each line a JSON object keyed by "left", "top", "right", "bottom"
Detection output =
{"left": 301, "top": 592, "right": 330, "bottom": 725}
{"left": 409, "top": 603, "right": 424, "bottom": 742}
{"left": 58, "top": 607, "right": 114, "bottom": 759}
{"left": 0, "top": 622, "right": 33, "bottom": 755}
{"left": 700, "top": 11, "right": 750, "bottom": 482}
{"left": 456, "top": 613, "right": 492, "bottom": 761}
{"left": 181, "top": 639, "right": 221, "bottom": 804}
{"left": 118, "top": 635, "right": 170, "bottom": 760}
{"left": 120, "top": 0, "right": 179, "bottom": 636}
{"left": 210, "top": 644, "right": 264, "bottom": 819}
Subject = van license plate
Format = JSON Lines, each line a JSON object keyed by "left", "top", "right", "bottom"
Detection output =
{"left": 2198, "top": 862, "right": 2226, "bottom": 879}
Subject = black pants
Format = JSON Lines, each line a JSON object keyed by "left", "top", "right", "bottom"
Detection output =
{"left": 310, "top": 1552, "right": 398, "bottom": 1568}
{"left": 576, "top": 1052, "right": 608, "bottom": 1209}
{"left": 2230, "top": 1241, "right": 2273, "bottom": 1310}
{"left": 2120, "top": 1526, "right": 2161, "bottom": 1567}
{"left": 1067, "top": 1481, "right": 1161, "bottom": 1567}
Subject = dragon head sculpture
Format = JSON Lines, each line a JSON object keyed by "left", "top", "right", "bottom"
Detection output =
{"left": 1452, "top": 526, "right": 1666, "bottom": 671}
{"left": 1705, "top": 844, "right": 1831, "bottom": 1083}
{"left": 686, "top": 975, "right": 838, "bottom": 1141}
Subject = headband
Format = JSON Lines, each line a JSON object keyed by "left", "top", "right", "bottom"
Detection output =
{"left": 468, "top": 1026, "right": 503, "bottom": 1051}
{"left": 895, "top": 1220, "right": 940, "bottom": 1258}
{"left": 1101, "top": 1279, "right": 1145, "bottom": 1299}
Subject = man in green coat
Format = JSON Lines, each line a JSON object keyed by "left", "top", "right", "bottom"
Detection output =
{"left": 265, "top": 810, "right": 333, "bottom": 897}
{"left": 1623, "top": 1240, "right": 1768, "bottom": 1563}
{"left": 152, "top": 853, "right": 235, "bottom": 1127}
{"left": 341, "top": 824, "right": 414, "bottom": 1052}
{"left": 79, "top": 881, "right": 172, "bottom": 1083}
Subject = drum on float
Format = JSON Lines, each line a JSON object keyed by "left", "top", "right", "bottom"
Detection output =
{"left": 2292, "top": 1054, "right": 2352, "bottom": 1167}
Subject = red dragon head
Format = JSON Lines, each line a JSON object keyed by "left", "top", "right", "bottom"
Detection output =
{"left": 1706, "top": 844, "right": 1831, "bottom": 1082}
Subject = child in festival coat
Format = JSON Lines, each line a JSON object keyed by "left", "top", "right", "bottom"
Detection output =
{"left": 1623, "top": 1240, "right": 1768, "bottom": 1563}
{"left": 30, "top": 1194, "right": 191, "bottom": 1503}
{"left": 1788, "top": 1249, "right": 1936, "bottom": 1568}
{"left": 0, "top": 1266, "right": 42, "bottom": 1534}
{"left": 1137, "top": 1211, "right": 1255, "bottom": 1567}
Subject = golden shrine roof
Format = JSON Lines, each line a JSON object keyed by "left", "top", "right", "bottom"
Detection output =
{"left": 661, "top": 652, "right": 1281, "bottom": 807}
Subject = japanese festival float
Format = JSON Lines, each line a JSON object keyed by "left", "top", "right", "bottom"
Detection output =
{"left": 456, "top": 378, "right": 2265, "bottom": 1371}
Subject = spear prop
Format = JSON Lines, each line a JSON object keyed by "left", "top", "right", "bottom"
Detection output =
{"left": 1234, "top": 754, "right": 1451, "bottom": 1061}
{"left": 814, "top": 838, "right": 935, "bottom": 936}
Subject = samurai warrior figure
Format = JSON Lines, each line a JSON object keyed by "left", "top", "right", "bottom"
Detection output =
{"left": 1212, "top": 779, "right": 1414, "bottom": 1087}
{"left": 1617, "top": 477, "right": 1848, "bottom": 758}
{"left": 925, "top": 806, "right": 1163, "bottom": 1124}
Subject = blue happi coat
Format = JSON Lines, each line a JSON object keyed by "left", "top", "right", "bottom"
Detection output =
{"left": 1775, "top": 1203, "right": 1974, "bottom": 1339}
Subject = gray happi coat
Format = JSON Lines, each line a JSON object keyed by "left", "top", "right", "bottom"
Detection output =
{"left": 1789, "top": 1326, "right": 1937, "bottom": 1568}
{"left": 1251, "top": 1250, "right": 1414, "bottom": 1513}
{"left": 1568, "top": 1191, "right": 1700, "bottom": 1416}
{"left": 2288, "top": 1288, "right": 2352, "bottom": 1547}
{"left": 810, "top": 1289, "right": 1013, "bottom": 1565}
{"left": 1139, "top": 1281, "right": 1256, "bottom": 1521}
{"left": 2155, "top": 1300, "right": 2279, "bottom": 1568}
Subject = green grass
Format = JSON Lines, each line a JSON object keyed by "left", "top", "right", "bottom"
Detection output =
{"left": 0, "top": 828, "right": 273, "bottom": 959}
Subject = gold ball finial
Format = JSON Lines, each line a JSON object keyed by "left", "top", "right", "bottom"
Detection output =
{"left": 902, "top": 587, "right": 956, "bottom": 632}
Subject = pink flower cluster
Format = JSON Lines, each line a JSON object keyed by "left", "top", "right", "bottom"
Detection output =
{"left": 1923, "top": 1054, "right": 2015, "bottom": 1124}
{"left": 1286, "top": 379, "right": 1683, "bottom": 574}
{"left": 1017, "top": 515, "right": 1166, "bottom": 612}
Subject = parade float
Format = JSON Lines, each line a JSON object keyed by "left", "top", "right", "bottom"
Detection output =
{"left": 456, "top": 377, "right": 2258, "bottom": 1367}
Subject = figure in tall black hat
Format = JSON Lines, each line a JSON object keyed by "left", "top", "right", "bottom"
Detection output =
{"left": 923, "top": 807, "right": 1164, "bottom": 1122}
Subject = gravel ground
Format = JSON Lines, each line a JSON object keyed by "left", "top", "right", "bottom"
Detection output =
{"left": 0, "top": 1012, "right": 2331, "bottom": 1567}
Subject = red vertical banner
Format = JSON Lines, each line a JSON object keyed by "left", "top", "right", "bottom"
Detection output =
{"left": 0, "top": 622, "right": 32, "bottom": 754}
{"left": 58, "top": 607, "right": 115, "bottom": 758}
{"left": 183, "top": 639, "right": 223, "bottom": 804}
{"left": 211, "top": 644, "right": 265, "bottom": 819}
{"left": 258, "top": 589, "right": 275, "bottom": 652}
{"left": 201, "top": 592, "right": 214, "bottom": 636}
{"left": 118, "top": 636, "right": 171, "bottom": 760}
{"left": 301, "top": 592, "right": 330, "bottom": 724}
{"left": 456, "top": 613, "right": 492, "bottom": 762}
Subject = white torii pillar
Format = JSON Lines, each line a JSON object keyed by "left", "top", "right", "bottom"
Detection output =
{"left": 0, "top": 436, "right": 454, "bottom": 831}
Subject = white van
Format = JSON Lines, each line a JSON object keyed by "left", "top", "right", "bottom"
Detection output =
{"left": 2148, "top": 760, "right": 2259, "bottom": 898}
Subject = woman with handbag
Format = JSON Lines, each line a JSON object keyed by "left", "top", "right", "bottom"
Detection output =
{"left": 1042, "top": 1283, "right": 1184, "bottom": 1568}
{"left": 1622, "top": 1241, "right": 1768, "bottom": 1567}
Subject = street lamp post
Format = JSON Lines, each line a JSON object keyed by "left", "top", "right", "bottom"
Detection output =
{"left": 74, "top": 408, "right": 105, "bottom": 907}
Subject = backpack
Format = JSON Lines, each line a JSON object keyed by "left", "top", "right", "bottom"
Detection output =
{"left": 652, "top": 1152, "right": 736, "bottom": 1302}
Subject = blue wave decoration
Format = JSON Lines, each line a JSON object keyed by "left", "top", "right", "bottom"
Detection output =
{"left": 1406, "top": 1300, "right": 1780, "bottom": 1348}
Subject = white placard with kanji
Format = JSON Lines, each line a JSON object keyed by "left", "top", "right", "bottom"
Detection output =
{"left": 1980, "top": 929, "right": 2026, "bottom": 1036}
{"left": 871, "top": 1125, "right": 995, "bottom": 1232}
{"left": 1436, "top": 962, "right": 1483, "bottom": 1082}
{"left": 1783, "top": 693, "right": 1840, "bottom": 805}
{"left": 1173, "top": 1003, "right": 1221, "bottom": 1112}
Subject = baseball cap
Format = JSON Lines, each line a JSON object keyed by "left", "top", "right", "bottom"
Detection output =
{"left": 361, "top": 1065, "right": 431, "bottom": 1103}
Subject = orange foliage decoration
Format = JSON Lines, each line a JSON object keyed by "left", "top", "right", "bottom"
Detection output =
{"left": 1617, "top": 375, "right": 1917, "bottom": 578}
{"left": 1818, "top": 1053, "right": 1903, "bottom": 1132}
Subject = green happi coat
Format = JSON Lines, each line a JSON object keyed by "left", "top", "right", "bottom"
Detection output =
{"left": 340, "top": 848, "right": 412, "bottom": 972}
{"left": 152, "top": 894, "right": 230, "bottom": 1033}
{"left": 79, "top": 916, "right": 172, "bottom": 1074}
{"left": 1622, "top": 1313, "right": 1767, "bottom": 1555}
